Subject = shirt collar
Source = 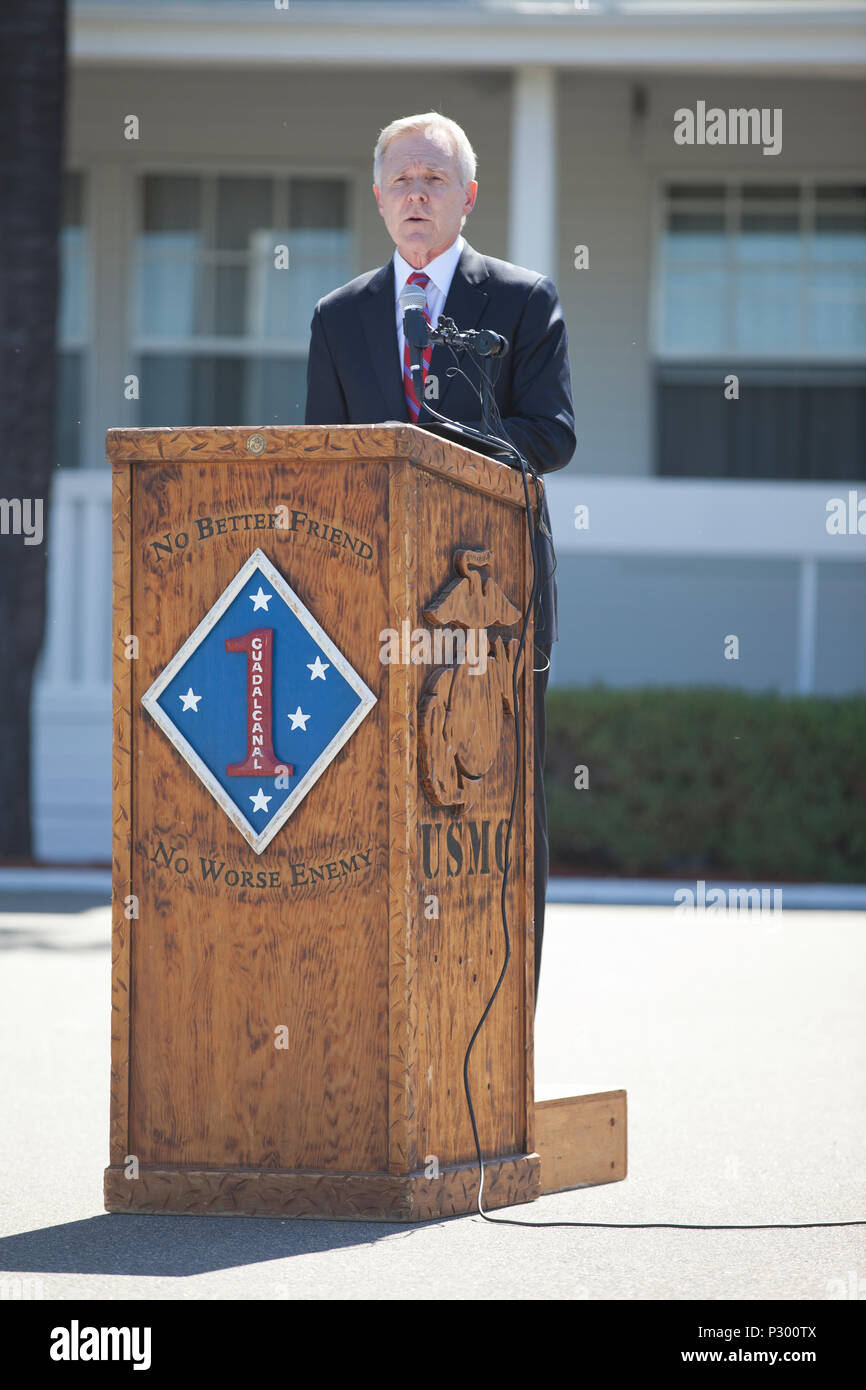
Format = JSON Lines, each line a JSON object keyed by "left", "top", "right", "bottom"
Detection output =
{"left": 393, "top": 233, "right": 465, "bottom": 299}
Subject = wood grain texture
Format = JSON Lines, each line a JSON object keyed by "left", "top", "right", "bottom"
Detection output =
{"left": 105, "top": 425, "right": 540, "bottom": 513}
{"left": 522, "top": 556, "right": 536, "bottom": 1155}
{"left": 109, "top": 458, "right": 133, "bottom": 1165}
{"left": 417, "top": 546, "right": 525, "bottom": 813}
{"left": 387, "top": 458, "right": 417, "bottom": 1174}
{"left": 128, "top": 456, "right": 390, "bottom": 1172}
{"left": 535, "top": 1091, "right": 628, "bottom": 1192}
{"left": 104, "top": 1153, "right": 540, "bottom": 1222}
{"left": 105, "top": 426, "right": 538, "bottom": 1220}
{"left": 408, "top": 466, "right": 532, "bottom": 1169}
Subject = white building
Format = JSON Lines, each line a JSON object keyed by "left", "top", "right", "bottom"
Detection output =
{"left": 38, "top": 0, "right": 866, "bottom": 860}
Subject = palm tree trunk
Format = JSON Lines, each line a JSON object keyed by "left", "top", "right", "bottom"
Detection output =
{"left": 0, "top": 1, "right": 67, "bottom": 858}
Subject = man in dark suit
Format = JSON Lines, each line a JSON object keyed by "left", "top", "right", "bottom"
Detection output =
{"left": 305, "top": 111, "right": 575, "bottom": 1004}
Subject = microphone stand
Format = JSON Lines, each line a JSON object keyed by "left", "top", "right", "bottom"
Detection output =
{"left": 403, "top": 311, "right": 508, "bottom": 440}
{"left": 477, "top": 353, "right": 494, "bottom": 437}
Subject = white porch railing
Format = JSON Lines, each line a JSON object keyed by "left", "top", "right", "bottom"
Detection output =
{"left": 39, "top": 469, "right": 112, "bottom": 696}
{"left": 548, "top": 477, "right": 866, "bottom": 697}
{"left": 33, "top": 470, "right": 112, "bottom": 863}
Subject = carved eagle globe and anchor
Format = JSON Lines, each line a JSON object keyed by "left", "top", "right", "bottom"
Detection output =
{"left": 418, "top": 548, "right": 524, "bottom": 809}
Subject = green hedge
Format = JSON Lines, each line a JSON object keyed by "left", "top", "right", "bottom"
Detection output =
{"left": 545, "top": 687, "right": 866, "bottom": 882}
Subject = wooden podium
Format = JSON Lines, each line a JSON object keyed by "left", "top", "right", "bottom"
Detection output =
{"left": 104, "top": 424, "right": 625, "bottom": 1221}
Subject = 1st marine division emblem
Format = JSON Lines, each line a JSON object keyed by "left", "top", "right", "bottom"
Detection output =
{"left": 141, "top": 548, "right": 377, "bottom": 853}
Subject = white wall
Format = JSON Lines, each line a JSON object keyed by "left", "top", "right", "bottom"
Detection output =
{"left": 557, "top": 73, "right": 654, "bottom": 476}
{"left": 555, "top": 73, "right": 866, "bottom": 477}
{"left": 67, "top": 63, "right": 514, "bottom": 292}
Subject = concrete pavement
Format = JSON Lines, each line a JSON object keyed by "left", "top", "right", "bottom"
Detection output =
{"left": 1, "top": 894, "right": 864, "bottom": 1301}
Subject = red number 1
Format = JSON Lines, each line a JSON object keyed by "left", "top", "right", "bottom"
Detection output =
{"left": 224, "top": 627, "right": 292, "bottom": 778}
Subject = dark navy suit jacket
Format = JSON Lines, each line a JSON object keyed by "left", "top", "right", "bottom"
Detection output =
{"left": 304, "top": 240, "right": 576, "bottom": 644}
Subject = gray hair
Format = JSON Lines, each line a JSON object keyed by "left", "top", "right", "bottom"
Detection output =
{"left": 373, "top": 111, "right": 477, "bottom": 187}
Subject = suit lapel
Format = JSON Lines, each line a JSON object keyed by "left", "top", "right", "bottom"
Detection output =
{"left": 358, "top": 242, "right": 491, "bottom": 421}
{"left": 429, "top": 242, "right": 490, "bottom": 412}
{"left": 359, "top": 261, "right": 406, "bottom": 421}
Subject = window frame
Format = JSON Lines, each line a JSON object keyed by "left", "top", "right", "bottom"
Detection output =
{"left": 129, "top": 159, "right": 359, "bottom": 372}
{"left": 650, "top": 169, "right": 866, "bottom": 367}
{"left": 57, "top": 167, "right": 91, "bottom": 468}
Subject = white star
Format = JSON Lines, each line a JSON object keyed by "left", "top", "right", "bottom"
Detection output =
{"left": 249, "top": 586, "right": 273, "bottom": 611}
{"left": 249, "top": 787, "right": 272, "bottom": 813}
{"left": 179, "top": 688, "right": 202, "bottom": 712}
{"left": 288, "top": 707, "right": 310, "bottom": 730}
{"left": 307, "top": 656, "right": 330, "bottom": 681}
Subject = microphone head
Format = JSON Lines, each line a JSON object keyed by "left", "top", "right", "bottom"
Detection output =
{"left": 476, "top": 328, "right": 509, "bottom": 358}
{"left": 399, "top": 282, "right": 428, "bottom": 314}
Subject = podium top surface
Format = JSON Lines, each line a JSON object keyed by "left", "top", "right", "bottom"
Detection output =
{"left": 106, "top": 423, "right": 540, "bottom": 512}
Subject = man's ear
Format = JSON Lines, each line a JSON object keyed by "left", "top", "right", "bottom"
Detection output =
{"left": 373, "top": 184, "right": 384, "bottom": 218}
{"left": 463, "top": 181, "right": 478, "bottom": 217}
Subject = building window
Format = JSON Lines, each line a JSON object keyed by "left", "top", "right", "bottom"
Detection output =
{"left": 57, "top": 172, "right": 89, "bottom": 468}
{"left": 656, "top": 181, "right": 866, "bottom": 479}
{"left": 132, "top": 173, "right": 352, "bottom": 427}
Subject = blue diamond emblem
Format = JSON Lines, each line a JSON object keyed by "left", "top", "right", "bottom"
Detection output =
{"left": 141, "top": 549, "right": 377, "bottom": 853}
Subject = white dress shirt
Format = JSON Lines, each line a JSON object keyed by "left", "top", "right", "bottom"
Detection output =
{"left": 393, "top": 234, "right": 465, "bottom": 378}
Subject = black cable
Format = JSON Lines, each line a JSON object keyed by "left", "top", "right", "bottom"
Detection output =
{"left": 437, "top": 347, "right": 487, "bottom": 413}
{"left": 423, "top": 345, "right": 554, "bottom": 659}
{"left": 485, "top": 401, "right": 549, "bottom": 670}
{"left": 415, "top": 344, "right": 866, "bottom": 1233}
{"left": 470, "top": 432, "right": 866, "bottom": 1233}
{"left": 473, "top": 1216, "right": 866, "bottom": 1230}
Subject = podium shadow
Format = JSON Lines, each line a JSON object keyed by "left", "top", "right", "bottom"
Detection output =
{"left": 0, "top": 1212, "right": 428, "bottom": 1278}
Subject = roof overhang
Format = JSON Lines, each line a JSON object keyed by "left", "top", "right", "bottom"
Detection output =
{"left": 71, "top": 2, "right": 866, "bottom": 74}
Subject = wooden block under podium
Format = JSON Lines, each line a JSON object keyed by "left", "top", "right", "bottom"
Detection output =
{"left": 535, "top": 1090, "right": 628, "bottom": 1194}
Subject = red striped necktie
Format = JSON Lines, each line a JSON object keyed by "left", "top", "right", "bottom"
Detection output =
{"left": 402, "top": 271, "right": 433, "bottom": 423}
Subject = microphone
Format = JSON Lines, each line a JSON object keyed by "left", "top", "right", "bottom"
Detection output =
{"left": 398, "top": 281, "right": 430, "bottom": 419}
{"left": 398, "top": 280, "right": 430, "bottom": 352}
{"left": 475, "top": 328, "right": 509, "bottom": 358}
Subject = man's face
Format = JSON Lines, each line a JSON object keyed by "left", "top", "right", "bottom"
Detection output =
{"left": 374, "top": 129, "right": 477, "bottom": 268}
